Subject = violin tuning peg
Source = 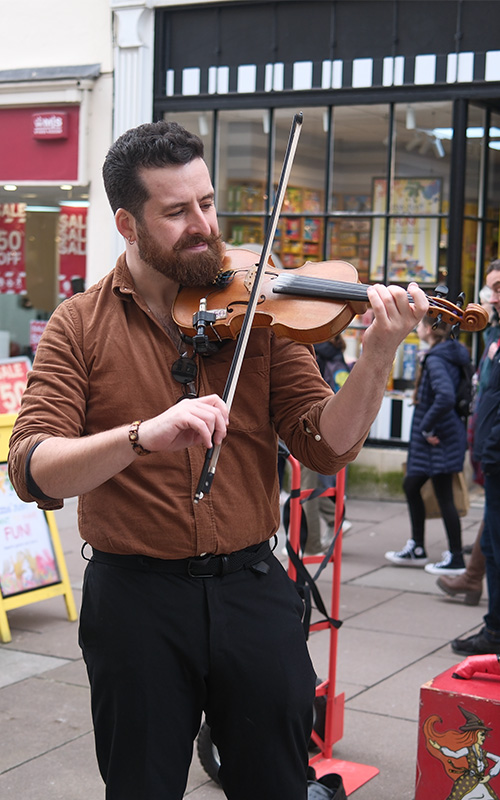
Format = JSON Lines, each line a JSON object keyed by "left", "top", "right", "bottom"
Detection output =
{"left": 432, "top": 312, "right": 443, "bottom": 329}
{"left": 433, "top": 284, "right": 449, "bottom": 299}
{"left": 455, "top": 292, "right": 466, "bottom": 309}
{"left": 451, "top": 322, "right": 461, "bottom": 339}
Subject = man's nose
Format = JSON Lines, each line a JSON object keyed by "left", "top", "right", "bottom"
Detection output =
{"left": 187, "top": 207, "right": 212, "bottom": 236}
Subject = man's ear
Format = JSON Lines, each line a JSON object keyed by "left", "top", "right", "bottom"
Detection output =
{"left": 115, "top": 208, "right": 137, "bottom": 242}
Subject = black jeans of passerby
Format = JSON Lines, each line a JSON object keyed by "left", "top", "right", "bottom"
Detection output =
{"left": 403, "top": 472, "right": 462, "bottom": 554}
{"left": 79, "top": 550, "right": 315, "bottom": 800}
{"left": 481, "top": 472, "right": 500, "bottom": 635}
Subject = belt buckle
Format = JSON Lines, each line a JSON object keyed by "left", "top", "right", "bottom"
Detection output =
{"left": 187, "top": 554, "right": 217, "bottom": 578}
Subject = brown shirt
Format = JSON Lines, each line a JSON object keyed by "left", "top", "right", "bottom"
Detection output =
{"left": 8, "top": 255, "right": 367, "bottom": 558}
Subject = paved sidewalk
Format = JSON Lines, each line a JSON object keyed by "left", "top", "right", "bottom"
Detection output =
{"left": 0, "top": 488, "right": 487, "bottom": 799}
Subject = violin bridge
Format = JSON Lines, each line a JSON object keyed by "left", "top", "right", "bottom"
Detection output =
{"left": 243, "top": 266, "right": 257, "bottom": 293}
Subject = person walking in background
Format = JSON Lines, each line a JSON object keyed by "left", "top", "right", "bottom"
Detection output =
{"left": 385, "top": 315, "right": 471, "bottom": 574}
{"left": 452, "top": 265, "right": 500, "bottom": 657}
{"left": 437, "top": 264, "right": 500, "bottom": 605}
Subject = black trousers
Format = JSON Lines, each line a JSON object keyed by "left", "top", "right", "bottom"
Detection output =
{"left": 78, "top": 550, "right": 316, "bottom": 800}
{"left": 403, "top": 472, "right": 462, "bottom": 554}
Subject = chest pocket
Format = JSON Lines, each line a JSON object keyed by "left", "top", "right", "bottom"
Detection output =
{"left": 202, "top": 355, "right": 270, "bottom": 433}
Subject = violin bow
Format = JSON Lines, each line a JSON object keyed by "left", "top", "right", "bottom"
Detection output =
{"left": 194, "top": 111, "right": 304, "bottom": 503}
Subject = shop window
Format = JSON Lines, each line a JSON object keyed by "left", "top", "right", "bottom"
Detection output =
{"left": 0, "top": 185, "right": 88, "bottom": 358}
{"left": 462, "top": 106, "right": 500, "bottom": 293}
{"left": 213, "top": 107, "right": 269, "bottom": 262}
{"left": 464, "top": 105, "right": 485, "bottom": 214}
{"left": 486, "top": 111, "right": 500, "bottom": 262}
{"left": 272, "top": 108, "right": 327, "bottom": 267}
{"left": 162, "top": 111, "right": 214, "bottom": 177}
{"left": 329, "top": 105, "right": 388, "bottom": 211}
{"left": 328, "top": 218, "right": 370, "bottom": 278}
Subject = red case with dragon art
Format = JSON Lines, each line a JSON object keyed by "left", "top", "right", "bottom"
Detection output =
{"left": 415, "top": 663, "right": 500, "bottom": 799}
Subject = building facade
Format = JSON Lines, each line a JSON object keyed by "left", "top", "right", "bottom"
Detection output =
{"left": 0, "top": 0, "right": 114, "bottom": 358}
{"left": 2, "top": 0, "right": 500, "bottom": 442}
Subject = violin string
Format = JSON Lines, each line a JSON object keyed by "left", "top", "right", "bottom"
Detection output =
{"left": 273, "top": 275, "right": 485, "bottom": 328}
{"left": 273, "top": 274, "right": 370, "bottom": 301}
{"left": 273, "top": 274, "right": 417, "bottom": 303}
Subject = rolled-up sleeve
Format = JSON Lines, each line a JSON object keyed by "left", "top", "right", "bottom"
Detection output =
{"left": 270, "top": 335, "right": 369, "bottom": 475}
{"left": 8, "top": 300, "right": 87, "bottom": 508}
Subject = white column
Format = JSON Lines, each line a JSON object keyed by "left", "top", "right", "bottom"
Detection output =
{"left": 109, "top": 1, "right": 155, "bottom": 259}
{"left": 110, "top": 1, "right": 155, "bottom": 140}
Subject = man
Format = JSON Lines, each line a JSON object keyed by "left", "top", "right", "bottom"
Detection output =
{"left": 452, "top": 261, "right": 500, "bottom": 656}
{"left": 8, "top": 121, "right": 428, "bottom": 800}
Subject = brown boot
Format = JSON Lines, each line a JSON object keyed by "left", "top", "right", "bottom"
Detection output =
{"left": 436, "top": 524, "right": 485, "bottom": 606}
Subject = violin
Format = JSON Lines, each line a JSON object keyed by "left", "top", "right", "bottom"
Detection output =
{"left": 173, "top": 247, "right": 489, "bottom": 346}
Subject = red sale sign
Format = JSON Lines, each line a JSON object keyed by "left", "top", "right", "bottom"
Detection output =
{"left": 29, "top": 320, "right": 48, "bottom": 354}
{"left": 58, "top": 204, "right": 87, "bottom": 298}
{"left": 0, "top": 203, "right": 26, "bottom": 294}
{"left": 0, "top": 357, "right": 30, "bottom": 414}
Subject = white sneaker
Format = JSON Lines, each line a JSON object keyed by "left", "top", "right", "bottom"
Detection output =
{"left": 424, "top": 551, "right": 466, "bottom": 575}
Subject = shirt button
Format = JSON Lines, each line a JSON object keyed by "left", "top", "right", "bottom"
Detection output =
{"left": 314, "top": 434, "right": 322, "bottom": 441}
{"left": 305, "top": 427, "right": 312, "bottom": 434}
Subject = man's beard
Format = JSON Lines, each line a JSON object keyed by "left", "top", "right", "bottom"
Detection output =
{"left": 135, "top": 222, "right": 224, "bottom": 286}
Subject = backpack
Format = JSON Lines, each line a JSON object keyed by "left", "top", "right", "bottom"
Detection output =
{"left": 422, "top": 353, "right": 474, "bottom": 423}
{"left": 455, "top": 361, "right": 474, "bottom": 423}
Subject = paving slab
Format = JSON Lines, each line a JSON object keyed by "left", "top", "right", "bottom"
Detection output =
{"left": 331, "top": 709, "right": 420, "bottom": 800}
{"left": 0, "top": 647, "right": 69, "bottom": 688}
{"left": 0, "top": 731, "right": 103, "bottom": 800}
{"left": 0, "top": 676, "right": 93, "bottom": 772}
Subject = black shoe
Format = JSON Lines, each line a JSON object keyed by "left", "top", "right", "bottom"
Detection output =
{"left": 307, "top": 771, "right": 346, "bottom": 800}
{"left": 451, "top": 627, "right": 500, "bottom": 656}
{"left": 425, "top": 551, "right": 466, "bottom": 576}
{"left": 384, "top": 538, "right": 428, "bottom": 566}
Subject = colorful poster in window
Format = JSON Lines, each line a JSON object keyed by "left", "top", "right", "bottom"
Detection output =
{"left": 58, "top": 204, "right": 87, "bottom": 298}
{"left": 0, "top": 203, "right": 26, "bottom": 294}
{"left": 370, "top": 178, "right": 441, "bottom": 283}
{"left": 0, "top": 463, "right": 60, "bottom": 597}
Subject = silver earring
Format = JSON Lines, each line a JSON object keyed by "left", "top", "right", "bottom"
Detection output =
{"left": 128, "top": 237, "right": 135, "bottom": 245}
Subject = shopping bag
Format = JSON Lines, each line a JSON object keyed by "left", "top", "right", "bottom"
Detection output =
{"left": 421, "top": 472, "right": 469, "bottom": 519}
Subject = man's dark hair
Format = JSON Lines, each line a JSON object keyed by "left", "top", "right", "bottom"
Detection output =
{"left": 487, "top": 259, "right": 500, "bottom": 274}
{"left": 102, "top": 120, "right": 204, "bottom": 220}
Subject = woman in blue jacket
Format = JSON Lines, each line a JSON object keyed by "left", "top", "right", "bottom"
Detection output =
{"left": 385, "top": 315, "right": 471, "bottom": 574}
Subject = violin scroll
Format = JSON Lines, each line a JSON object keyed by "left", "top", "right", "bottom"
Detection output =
{"left": 426, "top": 297, "right": 489, "bottom": 332}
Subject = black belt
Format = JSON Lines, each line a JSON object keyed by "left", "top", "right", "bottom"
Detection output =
{"left": 88, "top": 540, "right": 272, "bottom": 578}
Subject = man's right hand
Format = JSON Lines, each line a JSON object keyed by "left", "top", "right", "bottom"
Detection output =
{"left": 138, "top": 394, "right": 229, "bottom": 453}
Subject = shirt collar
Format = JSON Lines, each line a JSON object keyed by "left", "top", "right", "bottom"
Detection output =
{"left": 112, "top": 252, "right": 135, "bottom": 301}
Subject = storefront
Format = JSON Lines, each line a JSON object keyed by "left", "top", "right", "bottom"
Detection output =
{"left": 0, "top": 60, "right": 113, "bottom": 361}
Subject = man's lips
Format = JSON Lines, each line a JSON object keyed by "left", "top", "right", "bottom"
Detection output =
{"left": 184, "top": 242, "right": 208, "bottom": 252}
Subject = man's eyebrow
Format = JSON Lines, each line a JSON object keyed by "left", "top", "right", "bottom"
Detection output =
{"left": 161, "top": 192, "right": 215, "bottom": 212}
